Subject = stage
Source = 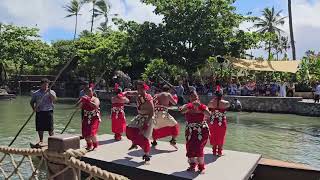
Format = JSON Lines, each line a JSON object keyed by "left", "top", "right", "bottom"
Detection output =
{"left": 81, "top": 134, "right": 261, "bottom": 180}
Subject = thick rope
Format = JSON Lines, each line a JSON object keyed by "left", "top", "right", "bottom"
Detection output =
{"left": 0, "top": 146, "right": 44, "bottom": 156}
{"left": 0, "top": 147, "right": 129, "bottom": 180}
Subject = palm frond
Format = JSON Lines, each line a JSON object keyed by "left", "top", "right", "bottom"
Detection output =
{"left": 64, "top": 0, "right": 82, "bottom": 17}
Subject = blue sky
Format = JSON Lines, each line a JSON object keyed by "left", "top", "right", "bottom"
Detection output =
{"left": 0, "top": 0, "right": 319, "bottom": 59}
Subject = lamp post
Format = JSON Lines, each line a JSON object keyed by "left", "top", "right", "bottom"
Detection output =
{"left": 217, "top": 56, "right": 225, "bottom": 78}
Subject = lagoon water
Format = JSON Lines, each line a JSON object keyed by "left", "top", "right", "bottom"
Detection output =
{"left": 1, "top": 96, "right": 320, "bottom": 169}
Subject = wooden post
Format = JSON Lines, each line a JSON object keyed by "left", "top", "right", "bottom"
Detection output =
{"left": 47, "top": 134, "right": 80, "bottom": 180}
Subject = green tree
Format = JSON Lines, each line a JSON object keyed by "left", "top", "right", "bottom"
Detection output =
{"left": 0, "top": 24, "right": 40, "bottom": 75}
{"left": 64, "top": 0, "right": 82, "bottom": 40}
{"left": 139, "top": 0, "right": 256, "bottom": 71}
{"left": 254, "top": 7, "right": 286, "bottom": 59}
{"left": 75, "top": 31, "right": 131, "bottom": 80}
{"left": 288, "top": 0, "right": 296, "bottom": 60}
{"left": 142, "top": 58, "right": 187, "bottom": 82}
{"left": 273, "top": 36, "right": 290, "bottom": 60}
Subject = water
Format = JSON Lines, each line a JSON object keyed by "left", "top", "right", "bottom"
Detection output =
{"left": 0, "top": 96, "right": 320, "bottom": 170}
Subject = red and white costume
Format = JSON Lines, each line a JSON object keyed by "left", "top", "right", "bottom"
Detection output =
{"left": 152, "top": 96, "right": 179, "bottom": 141}
{"left": 208, "top": 107, "right": 227, "bottom": 155}
{"left": 81, "top": 96, "right": 101, "bottom": 138}
{"left": 185, "top": 103, "right": 209, "bottom": 159}
{"left": 111, "top": 99, "right": 126, "bottom": 139}
{"left": 126, "top": 93, "right": 154, "bottom": 153}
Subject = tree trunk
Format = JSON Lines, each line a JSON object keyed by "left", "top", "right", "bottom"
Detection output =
{"left": 74, "top": 14, "right": 78, "bottom": 40}
{"left": 288, "top": 0, "right": 296, "bottom": 60}
{"left": 268, "top": 40, "right": 271, "bottom": 60}
{"left": 90, "top": 2, "right": 95, "bottom": 32}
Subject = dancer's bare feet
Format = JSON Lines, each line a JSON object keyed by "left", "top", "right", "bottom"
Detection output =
{"left": 128, "top": 144, "right": 138, "bottom": 150}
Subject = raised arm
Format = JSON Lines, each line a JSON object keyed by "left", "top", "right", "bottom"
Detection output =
{"left": 90, "top": 97, "right": 100, "bottom": 109}
{"left": 123, "top": 91, "right": 138, "bottom": 97}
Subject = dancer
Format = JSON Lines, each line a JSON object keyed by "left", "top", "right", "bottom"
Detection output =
{"left": 124, "top": 80, "right": 154, "bottom": 163}
{"left": 207, "top": 82, "right": 230, "bottom": 156}
{"left": 111, "top": 83, "right": 129, "bottom": 141}
{"left": 180, "top": 91, "right": 211, "bottom": 174}
{"left": 78, "top": 86, "right": 101, "bottom": 150}
{"left": 151, "top": 85, "right": 179, "bottom": 149}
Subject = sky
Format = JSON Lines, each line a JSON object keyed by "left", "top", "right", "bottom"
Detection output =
{"left": 0, "top": 0, "right": 319, "bottom": 59}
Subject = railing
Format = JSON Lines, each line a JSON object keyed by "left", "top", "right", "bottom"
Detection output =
{"left": 0, "top": 146, "right": 129, "bottom": 180}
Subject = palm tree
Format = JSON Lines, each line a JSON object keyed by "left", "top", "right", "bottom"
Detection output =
{"left": 96, "top": 0, "right": 111, "bottom": 27}
{"left": 82, "top": 0, "right": 101, "bottom": 32}
{"left": 254, "top": 7, "right": 286, "bottom": 60}
{"left": 288, "top": 0, "right": 296, "bottom": 60}
{"left": 64, "top": 0, "right": 82, "bottom": 40}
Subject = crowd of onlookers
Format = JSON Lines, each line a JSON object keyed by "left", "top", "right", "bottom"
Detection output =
{"left": 146, "top": 78, "right": 320, "bottom": 103}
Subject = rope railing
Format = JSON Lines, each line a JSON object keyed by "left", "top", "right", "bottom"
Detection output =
{"left": 0, "top": 146, "right": 129, "bottom": 180}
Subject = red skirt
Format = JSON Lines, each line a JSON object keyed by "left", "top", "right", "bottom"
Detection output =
{"left": 209, "top": 120, "right": 227, "bottom": 146}
{"left": 185, "top": 127, "right": 209, "bottom": 158}
{"left": 152, "top": 124, "right": 179, "bottom": 140}
{"left": 111, "top": 112, "right": 126, "bottom": 134}
{"left": 82, "top": 117, "right": 100, "bottom": 138}
{"left": 126, "top": 127, "right": 150, "bottom": 153}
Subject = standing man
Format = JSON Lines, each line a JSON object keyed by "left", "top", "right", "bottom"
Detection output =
{"left": 175, "top": 81, "right": 185, "bottom": 105}
{"left": 151, "top": 85, "right": 179, "bottom": 149}
{"left": 30, "top": 78, "right": 57, "bottom": 146}
{"left": 123, "top": 80, "right": 155, "bottom": 163}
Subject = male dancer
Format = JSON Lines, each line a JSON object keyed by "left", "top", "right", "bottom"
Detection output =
{"left": 123, "top": 81, "right": 155, "bottom": 163}
{"left": 151, "top": 85, "right": 179, "bottom": 149}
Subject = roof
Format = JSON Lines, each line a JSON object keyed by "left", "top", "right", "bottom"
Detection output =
{"left": 229, "top": 58, "right": 300, "bottom": 73}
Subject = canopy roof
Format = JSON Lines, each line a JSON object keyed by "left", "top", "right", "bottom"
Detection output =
{"left": 229, "top": 58, "right": 300, "bottom": 73}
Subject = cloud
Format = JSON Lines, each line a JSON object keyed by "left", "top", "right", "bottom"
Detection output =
{"left": 0, "top": 0, "right": 162, "bottom": 39}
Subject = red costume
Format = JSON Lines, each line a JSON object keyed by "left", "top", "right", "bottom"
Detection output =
{"left": 126, "top": 93, "right": 153, "bottom": 154}
{"left": 185, "top": 103, "right": 209, "bottom": 158}
{"left": 111, "top": 101, "right": 126, "bottom": 140}
{"left": 81, "top": 96, "right": 101, "bottom": 138}
{"left": 208, "top": 108, "right": 227, "bottom": 155}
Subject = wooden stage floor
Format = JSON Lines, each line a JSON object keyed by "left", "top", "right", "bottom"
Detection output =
{"left": 81, "top": 134, "right": 261, "bottom": 180}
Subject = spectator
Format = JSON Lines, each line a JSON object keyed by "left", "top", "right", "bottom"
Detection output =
{"left": 175, "top": 80, "right": 185, "bottom": 105}
{"left": 279, "top": 81, "right": 287, "bottom": 97}
{"left": 287, "top": 82, "right": 295, "bottom": 97}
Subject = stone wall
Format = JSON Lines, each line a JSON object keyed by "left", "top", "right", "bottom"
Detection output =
{"left": 294, "top": 101, "right": 320, "bottom": 116}
{"left": 199, "top": 95, "right": 303, "bottom": 114}
{"left": 98, "top": 92, "right": 320, "bottom": 117}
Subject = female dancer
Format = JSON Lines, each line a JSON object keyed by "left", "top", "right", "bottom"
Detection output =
{"left": 207, "top": 83, "right": 230, "bottom": 156}
{"left": 78, "top": 86, "right": 101, "bottom": 150}
{"left": 180, "top": 91, "right": 211, "bottom": 174}
{"left": 111, "top": 83, "right": 129, "bottom": 141}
